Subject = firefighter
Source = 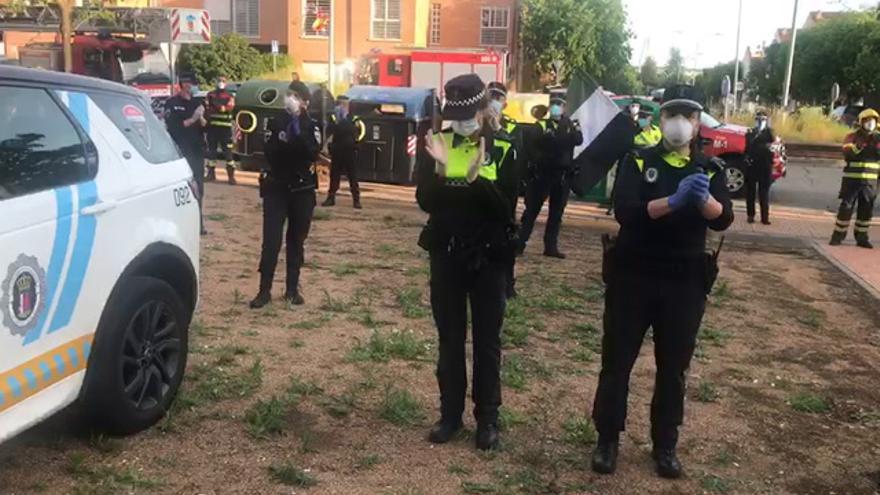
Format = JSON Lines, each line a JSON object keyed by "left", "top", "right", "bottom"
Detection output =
{"left": 164, "top": 73, "right": 207, "bottom": 236}
{"left": 745, "top": 110, "right": 775, "bottom": 225}
{"left": 418, "top": 74, "right": 518, "bottom": 451}
{"left": 205, "top": 76, "right": 237, "bottom": 185}
{"left": 590, "top": 85, "right": 734, "bottom": 479}
{"left": 830, "top": 108, "right": 880, "bottom": 248}
{"left": 517, "top": 95, "right": 583, "bottom": 258}
{"left": 322, "top": 95, "right": 367, "bottom": 209}
{"left": 487, "top": 81, "right": 525, "bottom": 299}
{"left": 250, "top": 81, "right": 321, "bottom": 309}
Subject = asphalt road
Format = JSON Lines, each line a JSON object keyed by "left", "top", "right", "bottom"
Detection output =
{"left": 770, "top": 158, "right": 880, "bottom": 214}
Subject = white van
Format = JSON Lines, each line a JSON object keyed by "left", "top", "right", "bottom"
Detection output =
{"left": 0, "top": 66, "right": 199, "bottom": 443}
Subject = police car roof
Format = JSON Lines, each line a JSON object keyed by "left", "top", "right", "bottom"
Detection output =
{"left": 345, "top": 85, "right": 435, "bottom": 120}
{"left": 0, "top": 65, "right": 144, "bottom": 98}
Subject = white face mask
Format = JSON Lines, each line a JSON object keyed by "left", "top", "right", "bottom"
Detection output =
{"left": 452, "top": 118, "right": 481, "bottom": 136}
{"left": 217, "top": 82, "right": 226, "bottom": 90}
{"left": 756, "top": 119, "right": 768, "bottom": 130}
{"left": 489, "top": 100, "right": 504, "bottom": 115}
{"left": 285, "top": 95, "right": 301, "bottom": 115}
{"left": 662, "top": 115, "right": 696, "bottom": 148}
{"left": 864, "top": 120, "right": 877, "bottom": 132}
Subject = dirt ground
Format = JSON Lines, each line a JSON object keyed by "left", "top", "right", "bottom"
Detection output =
{"left": 2, "top": 182, "right": 880, "bottom": 495}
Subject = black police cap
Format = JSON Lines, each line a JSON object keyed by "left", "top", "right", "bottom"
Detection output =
{"left": 178, "top": 72, "right": 197, "bottom": 84}
{"left": 661, "top": 84, "right": 705, "bottom": 112}
{"left": 288, "top": 81, "right": 311, "bottom": 102}
{"left": 488, "top": 81, "right": 508, "bottom": 99}
{"left": 443, "top": 73, "right": 487, "bottom": 121}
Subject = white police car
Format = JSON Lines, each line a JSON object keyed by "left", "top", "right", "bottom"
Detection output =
{"left": 0, "top": 66, "right": 199, "bottom": 443}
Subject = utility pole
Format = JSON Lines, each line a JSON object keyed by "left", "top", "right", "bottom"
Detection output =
{"left": 328, "top": 0, "right": 335, "bottom": 92}
{"left": 59, "top": 0, "right": 74, "bottom": 72}
{"left": 732, "top": 0, "right": 743, "bottom": 112}
{"left": 782, "top": 0, "right": 799, "bottom": 110}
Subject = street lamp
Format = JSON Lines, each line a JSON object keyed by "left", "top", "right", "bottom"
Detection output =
{"left": 782, "top": 0, "right": 799, "bottom": 110}
{"left": 732, "top": 0, "right": 743, "bottom": 112}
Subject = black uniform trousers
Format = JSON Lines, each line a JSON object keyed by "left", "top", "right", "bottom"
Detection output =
{"left": 257, "top": 188, "right": 316, "bottom": 296}
{"left": 519, "top": 171, "right": 569, "bottom": 253}
{"left": 746, "top": 161, "right": 772, "bottom": 222}
{"left": 182, "top": 149, "right": 205, "bottom": 229}
{"left": 430, "top": 251, "right": 507, "bottom": 425}
{"left": 206, "top": 126, "right": 234, "bottom": 164}
{"left": 592, "top": 258, "right": 706, "bottom": 450}
{"left": 328, "top": 150, "right": 360, "bottom": 199}
{"left": 835, "top": 179, "right": 877, "bottom": 240}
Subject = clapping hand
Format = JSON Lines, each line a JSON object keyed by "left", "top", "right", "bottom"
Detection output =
{"left": 425, "top": 130, "right": 449, "bottom": 177}
{"left": 689, "top": 172, "right": 711, "bottom": 206}
{"left": 668, "top": 174, "right": 699, "bottom": 210}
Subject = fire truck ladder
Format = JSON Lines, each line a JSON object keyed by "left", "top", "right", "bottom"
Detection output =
{"left": 0, "top": 5, "right": 170, "bottom": 37}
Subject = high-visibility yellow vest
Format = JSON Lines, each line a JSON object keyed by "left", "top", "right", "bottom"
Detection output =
{"left": 439, "top": 132, "right": 511, "bottom": 183}
{"left": 634, "top": 124, "right": 662, "bottom": 149}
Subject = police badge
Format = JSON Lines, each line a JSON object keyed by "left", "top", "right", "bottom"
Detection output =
{"left": 1, "top": 254, "right": 47, "bottom": 337}
{"left": 645, "top": 167, "right": 660, "bottom": 184}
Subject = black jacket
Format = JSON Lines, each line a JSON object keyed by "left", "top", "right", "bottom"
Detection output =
{"left": 535, "top": 116, "right": 583, "bottom": 173}
{"left": 164, "top": 94, "right": 204, "bottom": 156}
{"left": 264, "top": 112, "right": 320, "bottom": 192}
{"left": 746, "top": 126, "right": 775, "bottom": 166}
{"left": 327, "top": 114, "right": 363, "bottom": 153}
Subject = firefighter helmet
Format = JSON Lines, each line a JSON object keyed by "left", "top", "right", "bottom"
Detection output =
{"left": 858, "top": 108, "right": 879, "bottom": 123}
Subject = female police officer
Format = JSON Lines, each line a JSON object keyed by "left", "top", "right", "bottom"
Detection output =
{"left": 417, "top": 74, "right": 518, "bottom": 450}
{"left": 590, "top": 85, "right": 733, "bottom": 478}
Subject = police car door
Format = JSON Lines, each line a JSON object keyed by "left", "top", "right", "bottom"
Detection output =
{"left": 0, "top": 84, "right": 101, "bottom": 440}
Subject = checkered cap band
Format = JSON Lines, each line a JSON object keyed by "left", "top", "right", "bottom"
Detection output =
{"left": 446, "top": 89, "right": 486, "bottom": 108}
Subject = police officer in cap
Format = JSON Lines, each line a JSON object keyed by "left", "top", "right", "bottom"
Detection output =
{"left": 745, "top": 110, "right": 775, "bottom": 225}
{"left": 418, "top": 74, "right": 518, "bottom": 450}
{"left": 322, "top": 95, "right": 367, "bottom": 208}
{"left": 518, "top": 94, "right": 583, "bottom": 258}
{"left": 591, "top": 85, "right": 733, "bottom": 479}
{"left": 250, "top": 81, "right": 321, "bottom": 308}
{"left": 164, "top": 72, "right": 207, "bottom": 235}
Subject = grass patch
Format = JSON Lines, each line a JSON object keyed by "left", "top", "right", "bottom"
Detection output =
{"left": 286, "top": 376, "right": 324, "bottom": 401}
{"left": 330, "top": 263, "right": 361, "bottom": 277}
{"left": 347, "top": 329, "right": 431, "bottom": 363}
{"left": 796, "top": 308, "right": 824, "bottom": 329}
{"left": 312, "top": 209, "right": 332, "bottom": 221}
{"left": 212, "top": 344, "right": 250, "bottom": 366}
{"left": 448, "top": 463, "right": 473, "bottom": 476}
{"left": 319, "top": 391, "right": 358, "bottom": 418}
{"left": 267, "top": 462, "right": 317, "bottom": 488}
{"left": 67, "top": 452, "right": 162, "bottom": 492}
{"left": 695, "top": 381, "right": 720, "bottom": 403}
{"left": 700, "top": 474, "right": 733, "bottom": 493}
{"left": 291, "top": 314, "right": 332, "bottom": 330}
{"left": 789, "top": 392, "right": 831, "bottom": 414}
{"left": 206, "top": 213, "right": 228, "bottom": 222}
{"left": 498, "top": 407, "right": 528, "bottom": 432}
{"left": 376, "top": 243, "right": 408, "bottom": 256}
{"left": 396, "top": 287, "right": 430, "bottom": 319}
{"left": 354, "top": 453, "right": 381, "bottom": 470}
{"left": 87, "top": 435, "right": 122, "bottom": 455}
{"left": 378, "top": 387, "right": 425, "bottom": 426}
{"left": 699, "top": 327, "right": 731, "bottom": 348}
{"left": 502, "top": 298, "right": 543, "bottom": 348}
{"left": 184, "top": 358, "right": 263, "bottom": 407}
{"left": 461, "top": 481, "right": 501, "bottom": 494}
{"left": 502, "top": 354, "right": 551, "bottom": 391}
{"left": 245, "top": 396, "right": 288, "bottom": 439}
{"left": 562, "top": 416, "right": 597, "bottom": 447}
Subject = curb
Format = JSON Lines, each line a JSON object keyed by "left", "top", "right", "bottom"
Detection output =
{"left": 811, "top": 241, "right": 880, "bottom": 302}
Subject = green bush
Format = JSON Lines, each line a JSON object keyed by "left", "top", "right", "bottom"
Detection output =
{"left": 178, "top": 33, "right": 283, "bottom": 85}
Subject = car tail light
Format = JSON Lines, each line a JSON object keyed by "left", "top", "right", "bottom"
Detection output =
{"left": 188, "top": 177, "right": 201, "bottom": 202}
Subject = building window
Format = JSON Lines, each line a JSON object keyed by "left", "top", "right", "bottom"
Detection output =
{"left": 232, "top": 0, "right": 259, "bottom": 37}
{"left": 371, "top": 0, "right": 401, "bottom": 41}
{"left": 429, "top": 3, "right": 441, "bottom": 45}
{"left": 303, "top": 0, "right": 331, "bottom": 38}
{"left": 480, "top": 6, "right": 509, "bottom": 46}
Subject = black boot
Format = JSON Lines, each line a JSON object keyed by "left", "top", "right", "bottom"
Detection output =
{"left": 761, "top": 218, "right": 772, "bottom": 226}
{"left": 652, "top": 448, "right": 683, "bottom": 479}
{"left": 747, "top": 217, "right": 755, "bottom": 224}
{"left": 856, "top": 235, "right": 874, "bottom": 249}
{"left": 249, "top": 291, "right": 271, "bottom": 309}
{"left": 226, "top": 165, "right": 237, "bottom": 185}
{"left": 427, "top": 419, "right": 462, "bottom": 444}
{"left": 830, "top": 231, "right": 846, "bottom": 246}
{"left": 591, "top": 441, "right": 619, "bottom": 475}
{"left": 543, "top": 249, "right": 566, "bottom": 259}
{"left": 475, "top": 423, "right": 500, "bottom": 451}
{"left": 283, "top": 291, "right": 305, "bottom": 305}
{"left": 353, "top": 195, "right": 363, "bottom": 210}
{"left": 322, "top": 195, "right": 336, "bottom": 207}
{"left": 205, "top": 167, "right": 217, "bottom": 182}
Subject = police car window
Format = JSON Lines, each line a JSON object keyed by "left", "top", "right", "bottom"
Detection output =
{"left": 0, "top": 86, "right": 92, "bottom": 201}
{"left": 88, "top": 91, "right": 180, "bottom": 164}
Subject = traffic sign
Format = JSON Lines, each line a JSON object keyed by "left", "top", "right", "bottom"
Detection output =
{"left": 170, "top": 9, "right": 210, "bottom": 44}
{"left": 271, "top": 40, "right": 279, "bottom": 54}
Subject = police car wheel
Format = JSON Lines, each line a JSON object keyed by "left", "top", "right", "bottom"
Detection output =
{"left": 81, "top": 276, "right": 189, "bottom": 435}
{"left": 725, "top": 159, "right": 747, "bottom": 199}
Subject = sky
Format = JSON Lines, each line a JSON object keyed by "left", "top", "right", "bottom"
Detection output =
{"left": 623, "top": 0, "right": 877, "bottom": 69}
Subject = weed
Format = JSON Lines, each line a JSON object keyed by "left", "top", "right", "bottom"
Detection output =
{"left": 186, "top": 359, "right": 263, "bottom": 406}
{"left": 87, "top": 435, "right": 122, "bottom": 455}
{"left": 711, "top": 279, "right": 732, "bottom": 302}
{"left": 291, "top": 314, "right": 332, "bottom": 330}
{"left": 207, "top": 213, "right": 228, "bottom": 222}
{"left": 502, "top": 355, "right": 528, "bottom": 391}
{"left": 289, "top": 338, "right": 305, "bottom": 349}
{"left": 569, "top": 323, "right": 602, "bottom": 353}
{"left": 695, "top": 381, "right": 720, "bottom": 403}
{"left": 502, "top": 299, "right": 542, "bottom": 348}
{"left": 699, "top": 327, "right": 731, "bottom": 347}
{"left": 448, "top": 463, "right": 473, "bottom": 475}
{"left": 562, "top": 416, "right": 597, "bottom": 446}
{"left": 245, "top": 396, "right": 287, "bottom": 439}
{"left": 213, "top": 345, "right": 250, "bottom": 366}
{"left": 498, "top": 407, "right": 528, "bottom": 431}
{"left": 396, "top": 287, "right": 430, "bottom": 319}
{"left": 313, "top": 209, "right": 333, "bottom": 221}
{"left": 379, "top": 387, "right": 425, "bottom": 426}
{"left": 285, "top": 378, "right": 320, "bottom": 401}
{"left": 712, "top": 450, "right": 736, "bottom": 467}
{"left": 789, "top": 392, "right": 831, "bottom": 413}
{"left": 348, "top": 330, "right": 430, "bottom": 363}
{"left": 233, "top": 288, "right": 244, "bottom": 305}
{"left": 268, "top": 462, "right": 317, "bottom": 487}
{"left": 320, "top": 291, "right": 351, "bottom": 313}
{"left": 796, "top": 308, "right": 824, "bottom": 329}
{"left": 461, "top": 481, "right": 501, "bottom": 494}
{"left": 320, "top": 391, "right": 358, "bottom": 418}
{"left": 376, "top": 243, "right": 407, "bottom": 256}
{"left": 331, "top": 263, "right": 361, "bottom": 277}
{"left": 355, "top": 453, "right": 381, "bottom": 470}
{"left": 700, "top": 474, "right": 732, "bottom": 493}
{"left": 66, "top": 452, "right": 162, "bottom": 491}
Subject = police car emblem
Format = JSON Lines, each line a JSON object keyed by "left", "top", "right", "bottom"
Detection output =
{"left": 1, "top": 254, "right": 47, "bottom": 337}
{"left": 645, "top": 167, "right": 659, "bottom": 184}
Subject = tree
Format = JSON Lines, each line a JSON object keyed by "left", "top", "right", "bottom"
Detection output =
{"left": 521, "top": 0, "right": 631, "bottom": 85}
{"left": 639, "top": 56, "right": 660, "bottom": 90}
{"left": 663, "top": 48, "right": 685, "bottom": 85}
{"left": 178, "top": 34, "right": 279, "bottom": 85}
{"left": 604, "top": 64, "right": 643, "bottom": 95}
{"left": 694, "top": 61, "right": 735, "bottom": 100}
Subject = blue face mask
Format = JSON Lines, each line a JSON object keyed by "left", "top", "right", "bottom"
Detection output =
{"left": 549, "top": 105, "right": 563, "bottom": 119}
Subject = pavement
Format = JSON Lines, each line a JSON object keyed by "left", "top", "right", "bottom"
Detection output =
{"left": 214, "top": 167, "right": 880, "bottom": 300}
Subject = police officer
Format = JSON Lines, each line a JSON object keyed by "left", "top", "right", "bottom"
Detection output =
{"left": 745, "top": 110, "right": 775, "bottom": 225}
{"left": 631, "top": 102, "right": 662, "bottom": 149}
{"left": 165, "top": 73, "right": 207, "bottom": 236}
{"left": 518, "top": 95, "right": 583, "bottom": 258}
{"left": 205, "top": 76, "right": 237, "bottom": 185}
{"left": 591, "top": 85, "right": 734, "bottom": 479}
{"left": 487, "top": 82, "right": 525, "bottom": 299}
{"left": 250, "top": 81, "right": 321, "bottom": 308}
{"left": 418, "top": 74, "right": 518, "bottom": 451}
{"left": 830, "top": 108, "right": 880, "bottom": 248}
{"left": 322, "top": 95, "right": 367, "bottom": 208}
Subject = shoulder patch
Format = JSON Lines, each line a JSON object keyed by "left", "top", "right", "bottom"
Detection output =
{"left": 644, "top": 166, "right": 659, "bottom": 183}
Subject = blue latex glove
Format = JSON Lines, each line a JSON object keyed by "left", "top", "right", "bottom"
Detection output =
{"left": 690, "top": 173, "right": 711, "bottom": 205}
{"left": 668, "top": 175, "right": 698, "bottom": 210}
